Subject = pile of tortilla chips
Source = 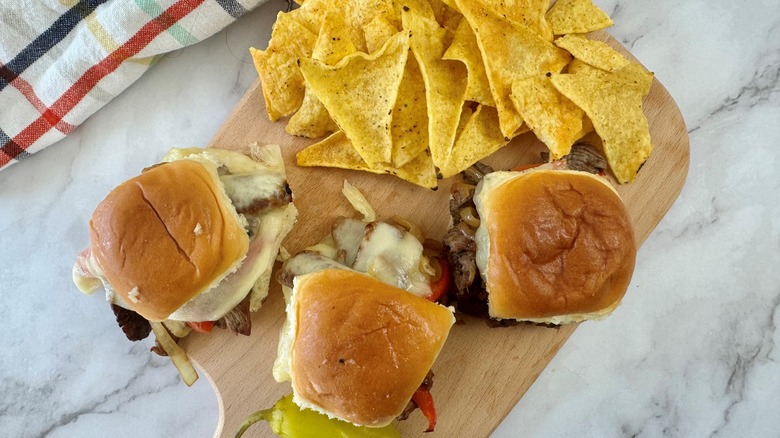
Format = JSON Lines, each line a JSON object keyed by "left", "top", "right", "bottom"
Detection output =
{"left": 251, "top": 0, "right": 655, "bottom": 187}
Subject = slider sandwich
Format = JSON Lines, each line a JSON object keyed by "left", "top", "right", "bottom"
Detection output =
{"left": 72, "top": 145, "right": 297, "bottom": 384}
{"left": 444, "top": 144, "right": 636, "bottom": 325}
{"left": 273, "top": 182, "right": 455, "bottom": 431}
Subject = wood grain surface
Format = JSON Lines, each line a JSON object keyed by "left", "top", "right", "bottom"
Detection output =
{"left": 183, "top": 32, "right": 689, "bottom": 437}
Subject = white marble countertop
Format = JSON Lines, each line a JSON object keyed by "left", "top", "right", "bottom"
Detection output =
{"left": 2, "top": 0, "right": 779, "bottom": 436}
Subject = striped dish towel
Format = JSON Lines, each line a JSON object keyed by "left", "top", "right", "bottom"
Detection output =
{"left": 0, "top": 0, "right": 267, "bottom": 171}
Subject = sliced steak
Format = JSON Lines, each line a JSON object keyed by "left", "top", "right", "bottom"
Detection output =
{"left": 111, "top": 304, "right": 151, "bottom": 341}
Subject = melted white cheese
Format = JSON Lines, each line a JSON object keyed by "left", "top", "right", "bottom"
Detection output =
{"left": 167, "top": 203, "right": 297, "bottom": 321}
{"left": 352, "top": 222, "right": 431, "bottom": 297}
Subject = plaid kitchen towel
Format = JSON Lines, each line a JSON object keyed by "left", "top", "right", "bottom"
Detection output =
{"left": 0, "top": 0, "right": 268, "bottom": 171}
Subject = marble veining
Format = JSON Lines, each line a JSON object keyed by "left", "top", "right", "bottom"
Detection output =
{"left": 2, "top": 0, "right": 779, "bottom": 437}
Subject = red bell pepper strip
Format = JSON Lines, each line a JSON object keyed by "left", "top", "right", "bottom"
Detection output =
{"left": 187, "top": 321, "right": 215, "bottom": 333}
{"left": 426, "top": 258, "right": 450, "bottom": 303}
{"left": 412, "top": 386, "right": 437, "bottom": 432}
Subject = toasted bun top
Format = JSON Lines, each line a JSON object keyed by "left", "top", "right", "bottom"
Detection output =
{"left": 89, "top": 159, "right": 249, "bottom": 321}
{"left": 475, "top": 169, "right": 636, "bottom": 323}
{"left": 289, "top": 269, "right": 454, "bottom": 427}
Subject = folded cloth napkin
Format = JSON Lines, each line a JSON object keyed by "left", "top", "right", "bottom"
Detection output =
{"left": 0, "top": 0, "right": 267, "bottom": 171}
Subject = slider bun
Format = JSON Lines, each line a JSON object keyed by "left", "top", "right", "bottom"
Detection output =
{"left": 475, "top": 169, "right": 636, "bottom": 324}
{"left": 286, "top": 269, "right": 454, "bottom": 427}
{"left": 89, "top": 159, "right": 249, "bottom": 321}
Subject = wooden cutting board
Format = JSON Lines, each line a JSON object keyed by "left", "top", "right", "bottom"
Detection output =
{"left": 183, "top": 32, "right": 689, "bottom": 437}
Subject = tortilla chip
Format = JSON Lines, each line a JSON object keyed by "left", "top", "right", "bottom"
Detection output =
{"left": 288, "top": 0, "right": 330, "bottom": 35}
{"left": 297, "top": 131, "right": 438, "bottom": 188}
{"left": 573, "top": 114, "right": 594, "bottom": 141}
{"left": 250, "top": 13, "right": 318, "bottom": 121}
{"left": 424, "top": 0, "right": 462, "bottom": 32}
{"left": 439, "top": 0, "right": 459, "bottom": 12}
{"left": 427, "top": 0, "right": 447, "bottom": 22}
{"left": 402, "top": 9, "right": 468, "bottom": 171}
{"left": 441, "top": 105, "right": 508, "bottom": 177}
{"left": 287, "top": 12, "right": 357, "bottom": 138}
{"left": 508, "top": 0, "right": 554, "bottom": 40}
{"left": 315, "top": 13, "right": 358, "bottom": 65}
{"left": 510, "top": 75, "right": 583, "bottom": 159}
{"left": 343, "top": 0, "right": 399, "bottom": 51}
{"left": 391, "top": 148, "right": 439, "bottom": 189}
{"left": 288, "top": 0, "right": 397, "bottom": 53}
{"left": 456, "top": 103, "right": 473, "bottom": 135}
{"left": 439, "top": 4, "right": 463, "bottom": 33}
{"left": 614, "top": 62, "right": 654, "bottom": 96}
{"left": 285, "top": 90, "right": 340, "bottom": 138}
{"left": 546, "top": 0, "right": 613, "bottom": 35}
{"left": 443, "top": 19, "right": 495, "bottom": 107}
{"left": 391, "top": 56, "right": 429, "bottom": 167}
{"left": 297, "top": 130, "right": 379, "bottom": 172}
{"left": 456, "top": 0, "right": 571, "bottom": 138}
{"left": 363, "top": 14, "right": 399, "bottom": 53}
{"left": 299, "top": 31, "right": 410, "bottom": 166}
{"left": 550, "top": 70, "right": 652, "bottom": 183}
{"left": 566, "top": 57, "right": 590, "bottom": 74}
{"left": 360, "top": 0, "right": 441, "bottom": 49}
{"left": 554, "top": 34, "right": 629, "bottom": 72}
{"left": 566, "top": 59, "right": 654, "bottom": 96}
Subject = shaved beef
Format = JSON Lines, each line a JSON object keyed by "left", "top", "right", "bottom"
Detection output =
{"left": 444, "top": 165, "right": 519, "bottom": 327}
{"left": 444, "top": 226, "right": 477, "bottom": 293}
{"left": 235, "top": 182, "right": 292, "bottom": 216}
{"left": 564, "top": 142, "right": 607, "bottom": 174}
{"left": 215, "top": 294, "right": 252, "bottom": 336}
{"left": 111, "top": 304, "right": 151, "bottom": 341}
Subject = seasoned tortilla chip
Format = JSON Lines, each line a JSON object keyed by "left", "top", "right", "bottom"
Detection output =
{"left": 390, "top": 148, "right": 438, "bottom": 189}
{"left": 250, "top": 13, "right": 317, "bottom": 121}
{"left": 288, "top": 0, "right": 333, "bottom": 34}
{"left": 363, "top": 14, "right": 398, "bottom": 53}
{"left": 425, "top": 0, "right": 462, "bottom": 32}
{"left": 439, "top": 5, "right": 463, "bottom": 33}
{"left": 510, "top": 75, "right": 583, "bottom": 159}
{"left": 362, "top": 0, "right": 435, "bottom": 53}
{"left": 443, "top": 19, "right": 495, "bottom": 107}
{"left": 299, "top": 31, "right": 410, "bottom": 166}
{"left": 566, "top": 57, "right": 590, "bottom": 74}
{"left": 287, "top": 12, "right": 357, "bottom": 138}
{"left": 441, "top": 105, "right": 508, "bottom": 177}
{"left": 456, "top": 103, "right": 473, "bottom": 135}
{"left": 439, "top": 0, "right": 459, "bottom": 12}
{"left": 343, "top": 0, "right": 398, "bottom": 51}
{"left": 550, "top": 70, "right": 652, "bottom": 183}
{"left": 566, "top": 59, "right": 654, "bottom": 96}
{"left": 554, "top": 34, "right": 630, "bottom": 72}
{"left": 546, "top": 0, "right": 613, "bottom": 35}
{"left": 402, "top": 9, "right": 468, "bottom": 171}
{"left": 456, "top": 0, "right": 570, "bottom": 138}
{"left": 286, "top": 90, "right": 340, "bottom": 138}
{"left": 391, "top": 56, "right": 429, "bottom": 167}
{"left": 297, "top": 131, "right": 438, "bottom": 188}
{"left": 456, "top": 0, "right": 552, "bottom": 40}
{"left": 574, "top": 114, "right": 594, "bottom": 141}
{"left": 297, "top": 131, "right": 378, "bottom": 172}
{"left": 614, "top": 62, "right": 654, "bottom": 96}
{"left": 508, "top": 0, "right": 553, "bottom": 40}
